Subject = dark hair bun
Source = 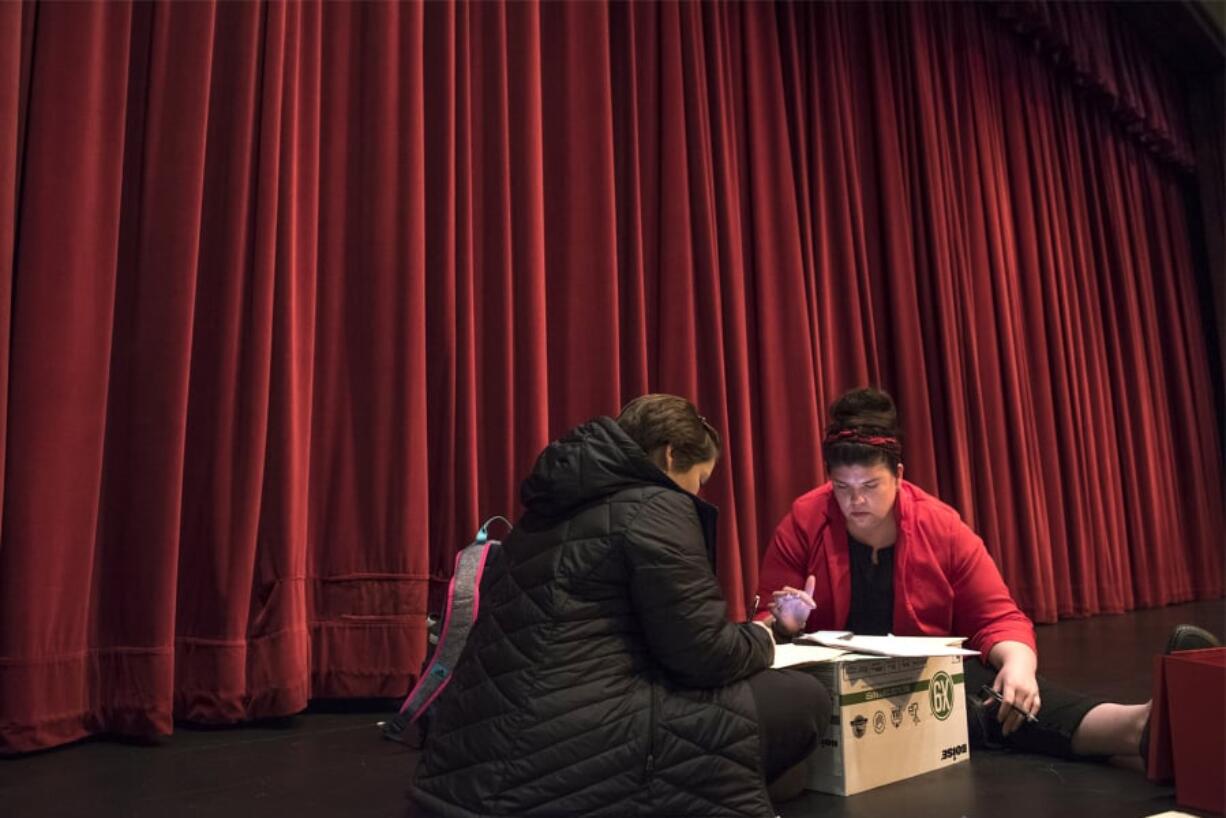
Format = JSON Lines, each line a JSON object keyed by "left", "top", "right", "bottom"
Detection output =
{"left": 828, "top": 387, "right": 899, "bottom": 435}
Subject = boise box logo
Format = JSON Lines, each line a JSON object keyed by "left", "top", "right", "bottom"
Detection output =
{"left": 940, "top": 743, "right": 968, "bottom": 761}
{"left": 851, "top": 715, "right": 868, "bottom": 738}
{"left": 929, "top": 671, "right": 955, "bottom": 721}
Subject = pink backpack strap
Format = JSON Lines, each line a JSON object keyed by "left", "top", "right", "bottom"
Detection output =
{"left": 380, "top": 516, "right": 510, "bottom": 744}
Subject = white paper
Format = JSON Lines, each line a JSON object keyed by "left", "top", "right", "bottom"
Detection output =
{"left": 771, "top": 642, "right": 849, "bottom": 668}
{"left": 797, "top": 631, "right": 980, "bottom": 657}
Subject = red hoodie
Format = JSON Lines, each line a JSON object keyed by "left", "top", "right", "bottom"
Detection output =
{"left": 756, "top": 480, "right": 1036, "bottom": 658}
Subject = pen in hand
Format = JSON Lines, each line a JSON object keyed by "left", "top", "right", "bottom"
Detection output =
{"left": 978, "top": 685, "right": 1039, "bottom": 723}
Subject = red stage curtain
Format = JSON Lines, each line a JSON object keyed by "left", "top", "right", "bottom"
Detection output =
{"left": 0, "top": 1, "right": 1220, "bottom": 753}
{"left": 994, "top": 1, "right": 1197, "bottom": 171}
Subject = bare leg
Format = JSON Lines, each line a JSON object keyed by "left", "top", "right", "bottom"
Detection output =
{"left": 1070, "top": 701, "right": 1151, "bottom": 758}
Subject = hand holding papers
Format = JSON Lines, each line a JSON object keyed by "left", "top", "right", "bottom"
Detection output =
{"left": 798, "top": 631, "right": 980, "bottom": 657}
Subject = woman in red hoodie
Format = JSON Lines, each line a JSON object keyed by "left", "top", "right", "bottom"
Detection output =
{"left": 754, "top": 387, "right": 1211, "bottom": 763}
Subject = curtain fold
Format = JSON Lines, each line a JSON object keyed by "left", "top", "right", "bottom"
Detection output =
{"left": 994, "top": 1, "right": 1197, "bottom": 171}
{"left": 0, "top": 0, "right": 1220, "bottom": 754}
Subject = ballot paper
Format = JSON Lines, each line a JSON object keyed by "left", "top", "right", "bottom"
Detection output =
{"left": 798, "top": 631, "right": 980, "bottom": 657}
{"left": 771, "top": 642, "right": 849, "bottom": 669}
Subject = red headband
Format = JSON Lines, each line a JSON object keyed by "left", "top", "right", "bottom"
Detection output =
{"left": 823, "top": 428, "right": 902, "bottom": 457}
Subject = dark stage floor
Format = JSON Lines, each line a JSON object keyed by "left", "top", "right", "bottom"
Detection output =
{"left": 2, "top": 599, "right": 1223, "bottom": 818}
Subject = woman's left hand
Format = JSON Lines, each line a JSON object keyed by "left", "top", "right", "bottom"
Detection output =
{"left": 992, "top": 654, "right": 1041, "bottom": 737}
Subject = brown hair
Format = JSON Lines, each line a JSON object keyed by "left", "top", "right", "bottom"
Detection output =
{"left": 822, "top": 387, "right": 903, "bottom": 471}
{"left": 615, "top": 394, "right": 721, "bottom": 472}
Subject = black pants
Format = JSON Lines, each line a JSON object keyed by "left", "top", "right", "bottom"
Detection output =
{"left": 963, "top": 659, "right": 1105, "bottom": 758}
{"left": 747, "top": 669, "right": 832, "bottom": 782}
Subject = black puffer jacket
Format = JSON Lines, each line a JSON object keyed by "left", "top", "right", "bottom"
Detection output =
{"left": 412, "top": 417, "right": 776, "bottom": 817}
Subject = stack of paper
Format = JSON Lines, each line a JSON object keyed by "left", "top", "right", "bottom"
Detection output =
{"left": 797, "top": 631, "right": 979, "bottom": 657}
{"left": 770, "top": 642, "right": 849, "bottom": 669}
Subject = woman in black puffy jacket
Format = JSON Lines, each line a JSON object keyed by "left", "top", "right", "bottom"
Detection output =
{"left": 412, "top": 394, "right": 830, "bottom": 818}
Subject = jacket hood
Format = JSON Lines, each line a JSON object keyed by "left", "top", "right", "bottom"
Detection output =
{"left": 520, "top": 416, "right": 672, "bottom": 521}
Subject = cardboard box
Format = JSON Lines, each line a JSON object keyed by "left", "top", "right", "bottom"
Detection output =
{"left": 804, "top": 653, "right": 970, "bottom": 795}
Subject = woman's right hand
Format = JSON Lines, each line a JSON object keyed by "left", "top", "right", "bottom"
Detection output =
{"left": 768, "top": 575, "right": 816, "bottom": 635}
